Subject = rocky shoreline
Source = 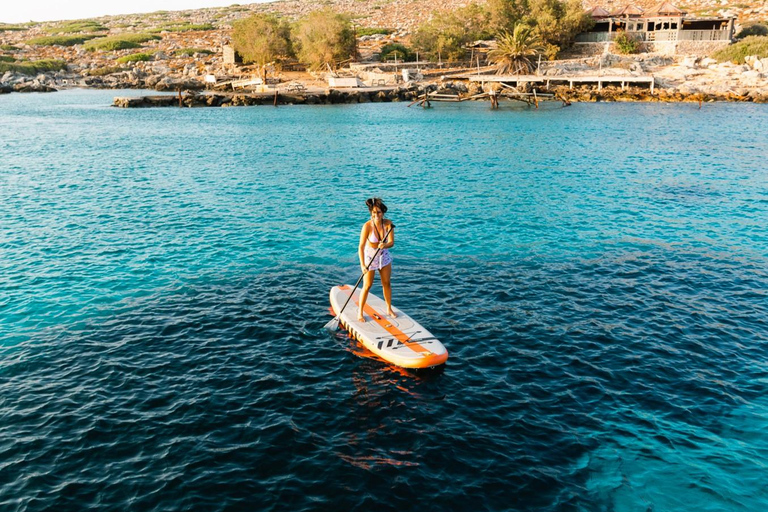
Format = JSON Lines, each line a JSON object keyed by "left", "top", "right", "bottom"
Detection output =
{"left": 111, "top": 81, "right": 768, "bottom": 108}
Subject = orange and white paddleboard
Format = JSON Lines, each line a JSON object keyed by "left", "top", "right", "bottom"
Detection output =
{"left": 329, "top": 285, "right": 448, "bottom": 369}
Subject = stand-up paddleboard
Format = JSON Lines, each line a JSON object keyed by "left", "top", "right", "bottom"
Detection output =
{"left": 329, "top": 285, "right": 448, "bottom": 369}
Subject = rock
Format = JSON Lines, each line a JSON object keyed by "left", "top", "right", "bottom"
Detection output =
{"left": 681, "top": 56, "right": 699, "bottom": 68}
{"left": 741, "top": 70, "right": 763, "bottom": 80}
{"left": 753, "top": 59, "right": 765, "bottom": 72}
{"left": 144, "top": 75, "right": 161, "bottom": 88}
{"left": 700, "top": 57, "right": 717, "bottom": 67}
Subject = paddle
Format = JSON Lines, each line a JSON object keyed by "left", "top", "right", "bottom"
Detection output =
{"left": 324, "top": 224, "right": 394, "bottom": 331}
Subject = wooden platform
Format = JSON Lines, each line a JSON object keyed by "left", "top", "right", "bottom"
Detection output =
{"left": 467, "top": 74, "right": 655, "bottom": 93}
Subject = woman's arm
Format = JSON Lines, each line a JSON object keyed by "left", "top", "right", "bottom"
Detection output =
{"left": 359, "top": 223, "right": 369, "bottom": 271}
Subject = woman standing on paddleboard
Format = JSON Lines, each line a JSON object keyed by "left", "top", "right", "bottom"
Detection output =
{"left": 358, "top": 197, "right": 396, "bottom": 322}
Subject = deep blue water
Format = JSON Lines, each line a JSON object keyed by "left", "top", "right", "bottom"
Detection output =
{"left": 1, "top": 89, "right": 767, "bottom": 511}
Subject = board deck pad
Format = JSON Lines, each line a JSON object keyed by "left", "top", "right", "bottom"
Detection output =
{"left": 329, "top": 285, "right": 448, "bottom": 368}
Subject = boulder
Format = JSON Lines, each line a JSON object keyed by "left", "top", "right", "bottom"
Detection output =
{"left": 700, "top": 57, "right": 717, "bottom": 67}
{"left": 681, "top": 56, "right": 699, "bottom": 68}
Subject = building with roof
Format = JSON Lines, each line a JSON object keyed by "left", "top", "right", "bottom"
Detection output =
{"left": 577, "top": 3, "right": 734, "bottom": 43}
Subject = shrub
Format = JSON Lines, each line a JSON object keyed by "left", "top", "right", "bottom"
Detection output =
{"left": 613, "top": 30, "right": 640, "bottom": 54}
{"left": 174, "top": 48, "right": 213, "bottom": 56}
{"left": 155, "top": 23, "right": 215, "bottom": 32}
{"left": 84, "top": 33, "right": 160, "bottom": 51}
{"left": 357, "top": 27, "right": 392, "bottom": 36}
{"left": 711, "top": 35, "right": 768, "bottom": 64}
{"left": 379, "top": 43, "right": 415, "bottom": 62}
{"left": 27, "top": 35, "right": 97, "bottom": 46}
{"left": 0, "top": 44, "right": 20, "bottom": 51}
{"left": 735, "top": 23, "right": 768, "bottom": 40}
{"left": 0, "top": 55, "right": 15, "bottom": 62}
{"left": 86, "top": 66, "right": 127, "bottom": 76}
{"left": 46, "top": 20, "right": 107, "bottom": 34}
{"left": 232, "top": 14, "right": 293, "bottom": 66}
{"left": 0, "top": 59, "right": 67, "bottom": 74}
{"left": 0, "top": 24, "right": 27, "bottom": 32}
{"left": 116, "top": 53, "right": 153, "bottom": 63}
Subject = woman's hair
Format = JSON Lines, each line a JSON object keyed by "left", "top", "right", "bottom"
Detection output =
{"left": 365, "top": 197, "right": 388, "bottom": 214}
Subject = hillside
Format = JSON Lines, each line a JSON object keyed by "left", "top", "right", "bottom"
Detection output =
{"left": 1, "top": 0, "right": 766, "bottom": 97}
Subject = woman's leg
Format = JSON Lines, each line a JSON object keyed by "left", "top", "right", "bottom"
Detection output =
{"left": 380, "top": 263, "right": 396, "bottom": 317}
{"left": 358, "top": 270, "right": 374, "bottom": 322}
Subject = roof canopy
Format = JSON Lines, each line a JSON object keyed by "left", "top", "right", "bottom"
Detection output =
{"left": 612, "top": 4, "right": 645, "bottom": 17}
{"left": 647, "top": 1, "right": 685, "bottom": 16}
{"left": 586, "top": 6, "right": 611, "bottom": 18}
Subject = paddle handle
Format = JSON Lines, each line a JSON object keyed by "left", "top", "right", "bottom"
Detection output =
{"left": 333, "top": 225, "right": 393, "bottom": 322}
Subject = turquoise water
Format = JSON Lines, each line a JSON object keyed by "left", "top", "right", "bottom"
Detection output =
{"left": 1, "top": 90, "right": 767, "bottom": 511}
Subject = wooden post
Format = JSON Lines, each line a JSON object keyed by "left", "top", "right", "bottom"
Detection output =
{"left": 533, "top": 88, "right": 538, "bottom": 109}
{"left": 274, "top": 88, "right": 278, "bottom": 107}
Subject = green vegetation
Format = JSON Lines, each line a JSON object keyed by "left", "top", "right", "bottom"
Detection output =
{"left": 86, "top": 66, "right": 127, "bottom": 76}
{"left": 232, "top": 14, "right": 292, "bottom": 66}
{"left": 0, "top": 24, "right": 27, "bottom": 32}
{"left": 735, "top": 22, "right": 768, "bottom": 40}
{"left": 116, "top": 52, "right": 153, "bottom": 63}
{"left": 84, "top": 33, "right": 160, "bottom": 51}
{"left": 485, "top": 0, "right": 592, "bottom": 58}
{"left": 613, "top": 30, "right": 641, "bottom": 54}
{"left": 379, "top": 43, "right": 415, "bottom": 62}
{"left": 413, "top": 0, "right": 590, "bottom": 61}
{"left": 150, "top": 22, "right": 215, "bottom": 33}
{"left": 46, "top": 20, "right": 107, "bottom": 34}
{"left": 488, "top": 24, "right": 544, "bottom": 74}
{"left": 0, "top": 59, "right": 67, "bottom": 74}
{"left": 27, "top": 35, "right": 98, "bottom": 46}
{"left": 357, "top": 27, "right": 392, "bottom": 36}
{"left": 174, "top": 48, "right": 213, "bottom": 56}
{"left": 0, "top": 55, "right": 15, "bottom": 63}
{"left": 412, "top": 4, "right": 490, "bottom": 61}
{"left": 0, "top": 44, "right": 20, "bottom": 51}
{"left": 711, "top": 36, "right": 768, "bottom": 64}
{"left": 293, "top": 9, "right": 355, "bottom": 70}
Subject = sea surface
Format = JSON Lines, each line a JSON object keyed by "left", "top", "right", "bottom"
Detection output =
{"left": 1, "top": 89, "right": 767, "bottom": 511}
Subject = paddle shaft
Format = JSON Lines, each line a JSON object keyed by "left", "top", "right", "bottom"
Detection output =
{"left": 333, "top": 224, "right": 393, "bottom": 324}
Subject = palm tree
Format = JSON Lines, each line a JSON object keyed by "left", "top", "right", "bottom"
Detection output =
{"left": 488, "top": 24, "right": 544, "bottom": 75}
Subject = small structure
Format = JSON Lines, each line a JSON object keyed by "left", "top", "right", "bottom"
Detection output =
{"left": 328, "top": 76, "right": 365, "bottom": 88}
{"left": 223, "top": 45, "right": 243, "bottom": 65}
{"left": 577, "top": 3, "right": 734, "bottom": 43}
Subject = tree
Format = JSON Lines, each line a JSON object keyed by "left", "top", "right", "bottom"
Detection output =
{"left": 231, "top": 14, "right": 292, "bottom": 67}
{"left": 411, "top": 5, "right": 491, "bottom": 62}
{"left": 485, "top": 0, "right": 592, "bottom": 58}
{"left": 293, "top": 9, "right": 355, "bottom": 71}
{"left": 487, "top": 23, "right": 543, "bottom": 74}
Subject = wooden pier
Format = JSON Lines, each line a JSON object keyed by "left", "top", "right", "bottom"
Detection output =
{"left": 408, "top": 88, "right": 562, "bottom": 109}
{"left": 467, "top": 74, "right": 655, "bottom": 94}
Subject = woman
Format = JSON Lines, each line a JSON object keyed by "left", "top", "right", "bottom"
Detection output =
{"left": 358, "top": 197, "right": 396, "bottom": 322}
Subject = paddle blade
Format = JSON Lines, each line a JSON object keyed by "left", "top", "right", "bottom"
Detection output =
{"left": 324, "top": 317, "right": 340, "bottom": 331}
